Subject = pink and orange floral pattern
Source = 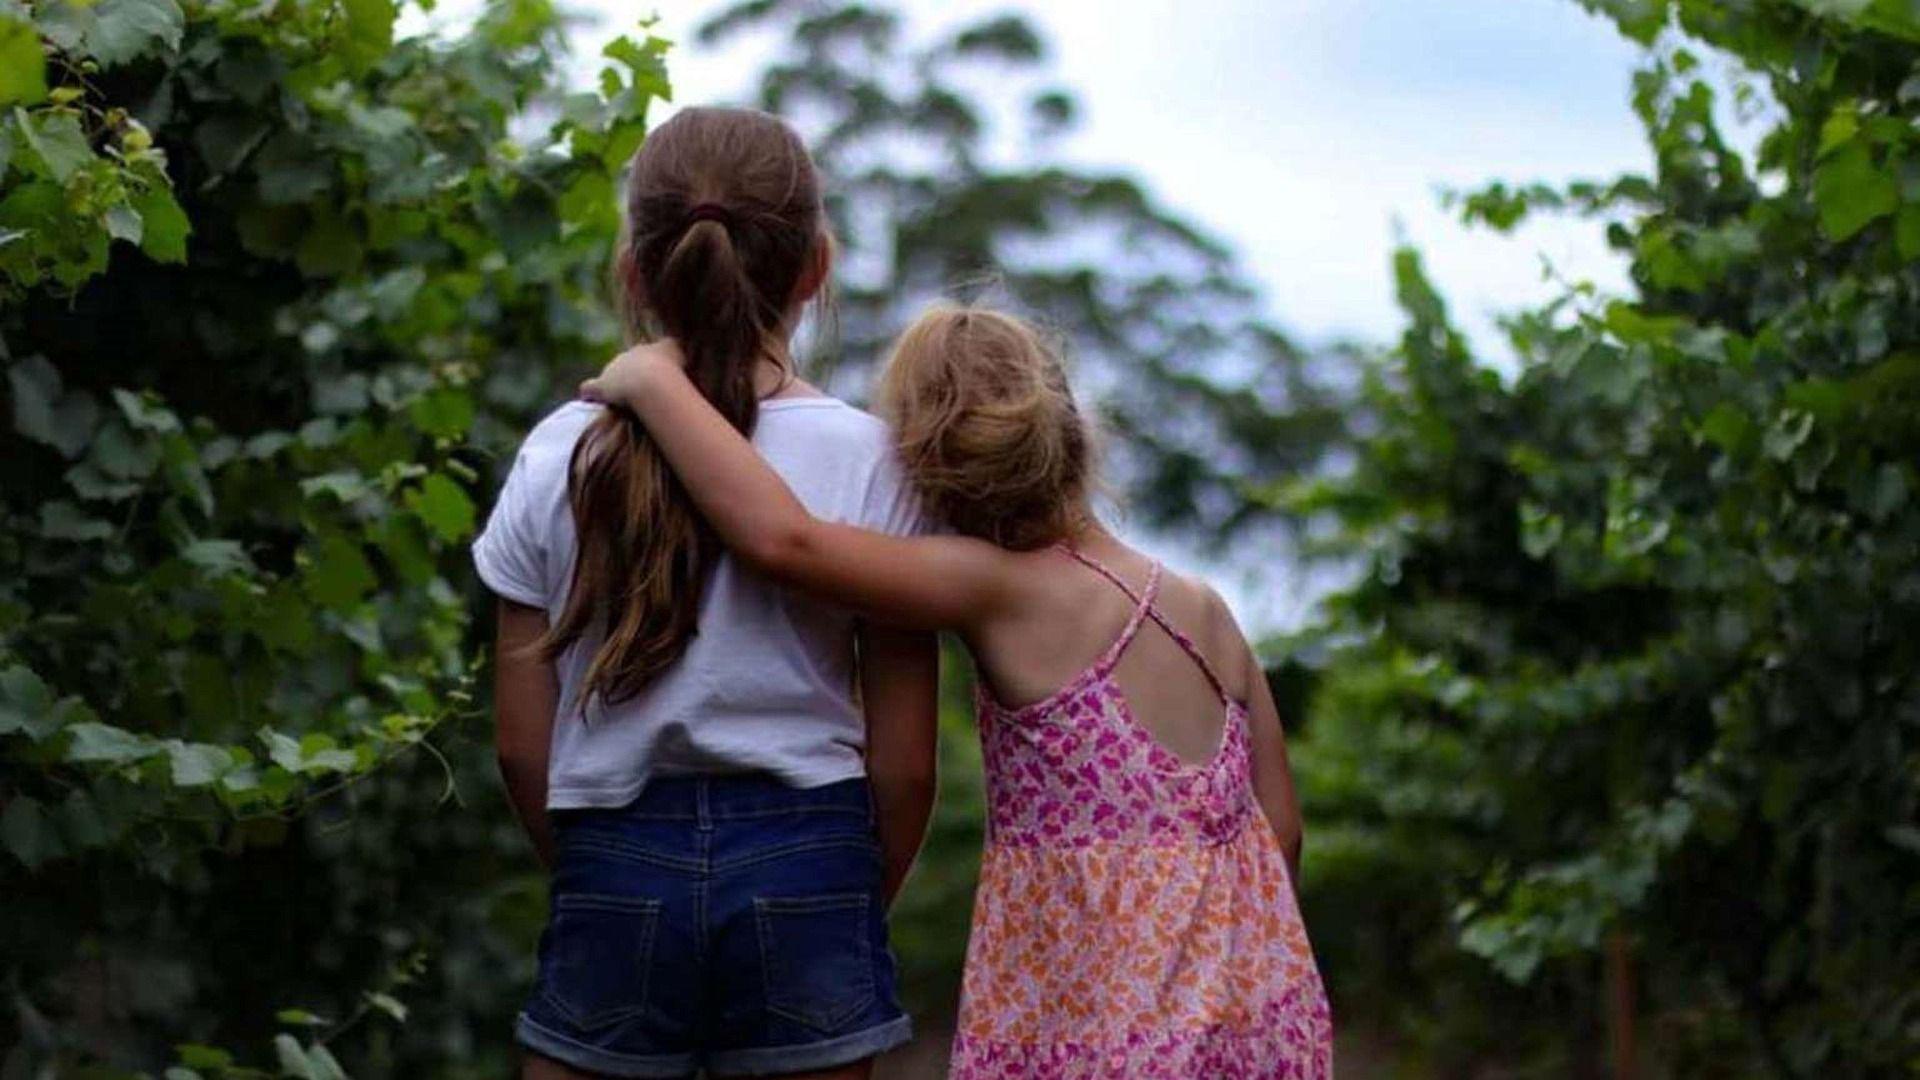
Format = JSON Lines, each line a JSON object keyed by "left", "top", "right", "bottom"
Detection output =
{"left": 950, "top": 553, "right": 1333, "bottom": 1079}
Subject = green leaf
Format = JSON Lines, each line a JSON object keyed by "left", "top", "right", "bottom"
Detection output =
{"left": 174, "top": 1046, "right": 233, "bottom": 1070}
{"left": 162, "top": 434, "right": 214, "bottom": 517}
{"left": 1816, "top": 108, "right": 1858, "bottom": 158}
{"left": 166, "top": 741, "right": 230, "bottom": 787}
{"left": 1763, "top": 409, "right": 1814, "bottom": 462}
{"left": 10, "top": 354, "right": 101, "bottom": 458}
{"left": 39, "top": 499, "right": 114, "bottom": 541}
{"left": 363, "top": 990, "right": 409, "bottom": 1022}
{"left": 16, "top": 108, "right": 92, "bottom": 183}
{"left": 407, "top": 386, "right": 473, "bottom": 439}
{"left": 0, "top": 665, "right": 57, "bottom": 739}
{"left": 406, "top": 473, "right": 475, "bottom": 543}
{"left": 254, "top": 133, "right": 334, "bottom": 206}
{"left": 33, "top": 0, "right": 94, "bottom": 52}
{"left": 85, "top": 0, "right": 184, "bottom": 66}
{"left": 302, "top": 534, "right": 377, "bottom": 608}
{"left": 339, "top": 0, "right": 396, "bottom": 69}
{"left": 1573, "top": 0, "right": 1667, "bottom": 43}
{"left": 113, "top": 387, "right": 182, "bottom": 433}
{"left": 90, "top": 419, "right": 161, "bottom": 478}
{"left": 295, "top": 208, "right": 363, "bottom": 277}
{"left": 306, "top": 1043, "right": 348, "bottom": 1080}
{"left": 1712, "top": 403, "right": 1758, "bottom": 453}
{"left": 301, "top": 470, "right": 372, "bottom": 503}
{"left": 0, "top": 14, "right": 47, "bottom": 107}
{"left": 296, "top": 732, "right": 357, "bottom": 773}
{"left": 274, "top": 1008, "right": 329, "bottom": 1027}
{"left": 181, "top": 538, "right": 254, "bottom": 578}
{"left": 273, "top": 1034, "right": 317, "bottom": 1080}
{"left": 132, "top": 184, "right": 190, "bottom": 262}
{"left": 1896, "top": 205, "right": 1920, "bottom": 263}
{"left": 57, "top": 790, "right": 107, "bottom": 849}
{"left": 64, "top": 721, "right": 153, "bottom": 764}
{"left": 1812, "top": 142, "right": 1898, "bottom": 241}
{"left": 2, "top": 796, "right": 62, "bottom": 869}
{"left": 104, "top": 202, "right": 143, "bottom": 244}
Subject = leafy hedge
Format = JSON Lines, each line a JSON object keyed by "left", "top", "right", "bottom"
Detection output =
{"left": 0, "top": 0, "right": 666, "bottom": 1072}
{"left": 1290, "top": 0, "right": 1920, "bottom": 1072}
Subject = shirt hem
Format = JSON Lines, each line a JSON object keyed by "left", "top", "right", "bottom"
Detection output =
{"left": 547, "top": 762, "right": 870, "bottom": 809}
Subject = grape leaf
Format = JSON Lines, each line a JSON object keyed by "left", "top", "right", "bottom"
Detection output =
{"left": 85, "top": 0, "right": 184, "bottom": 66}
{"left": 0, "top": 14, "right": 47, "bottom": 107}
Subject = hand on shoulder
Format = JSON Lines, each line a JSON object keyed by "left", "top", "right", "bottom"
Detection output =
{"left": 579, "top": 338, "right": 688, "bottom": 409}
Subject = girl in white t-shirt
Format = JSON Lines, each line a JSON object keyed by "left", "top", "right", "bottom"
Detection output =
{"left": 473, "top": 107, "right": 936, "bottom": 1080}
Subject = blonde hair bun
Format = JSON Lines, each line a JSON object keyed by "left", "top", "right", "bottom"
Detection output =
{"left": 876, "top": 305, "right": 1092, "bottom": 550}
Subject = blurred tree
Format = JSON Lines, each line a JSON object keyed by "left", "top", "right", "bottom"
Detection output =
{"left": 1287, "top": 0, "right": 1920, "bottom": 1073}
{"left": 0, "top": 0, "right": 666, "bottom": 1073}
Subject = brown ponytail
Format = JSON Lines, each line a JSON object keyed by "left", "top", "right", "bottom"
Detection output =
{"left": 542, "top": 107, "right": 826, "bottom": 704}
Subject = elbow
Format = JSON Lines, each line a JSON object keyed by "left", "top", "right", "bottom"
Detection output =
{"left": 736, "top": 520, "right": 817, "bottom": 582}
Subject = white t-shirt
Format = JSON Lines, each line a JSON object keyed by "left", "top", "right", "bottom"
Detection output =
{"left": 472, "top": 397, "right": 928, "bottom": 809}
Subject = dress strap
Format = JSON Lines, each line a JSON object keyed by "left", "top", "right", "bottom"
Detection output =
{"left": 1057, "top": 545, "right": 1163, "bottom": 673}
{"left": 1055, "top": 544, "right": 1233, "bottom": 704}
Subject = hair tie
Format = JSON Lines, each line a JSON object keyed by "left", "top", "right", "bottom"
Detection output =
{"left": 685, "top": 202, "right": 732, "bottom": 229}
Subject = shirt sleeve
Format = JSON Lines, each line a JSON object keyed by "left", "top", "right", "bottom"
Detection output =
{"left": 471, "top": 447, "right": 551, "bottom": 608}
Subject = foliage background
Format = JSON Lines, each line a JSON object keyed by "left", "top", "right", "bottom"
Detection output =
{"left": 2, "top": 0, "right": 1917, "bottom": 1076}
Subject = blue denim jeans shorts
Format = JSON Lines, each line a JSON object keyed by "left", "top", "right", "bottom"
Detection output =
{"left": 516, "top": 775, "right": 912, "bottom": 1077}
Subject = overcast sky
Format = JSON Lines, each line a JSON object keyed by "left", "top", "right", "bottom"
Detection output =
{"left": 571, "top": 0, "right": 1653, "bottom": 358}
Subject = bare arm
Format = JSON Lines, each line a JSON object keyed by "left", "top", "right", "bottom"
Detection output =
{"left": 1213, "top": 594, "right": 1304, "bottom": 881}
{"left": 580, "top": 345, "right": 1018, "bottom": 632}
{"left": 494, "top": 598, "right": 558, "bottom": 868}
{"left": 1246, "top": 658, "right": 1304, "bottom": 882}
{"left": 858, "top": 624, "right": 940, "bottom": 906}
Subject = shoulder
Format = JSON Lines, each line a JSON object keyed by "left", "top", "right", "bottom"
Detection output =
{"left": 499, "top": 400, "right": 603, "bottom": 489}
{"left": 517, "top": 399, "right": 603, "bottom": 465}
{"left": 484, "top": 401, "right": 604, "bottom": 519}
{"left": 1161, "top": 568, "right": 1254, "bottom": 700}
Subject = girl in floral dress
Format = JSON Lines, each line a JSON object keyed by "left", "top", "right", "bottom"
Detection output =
{"left": 580, "top": 306, "right": 1334, "bottom": 1078}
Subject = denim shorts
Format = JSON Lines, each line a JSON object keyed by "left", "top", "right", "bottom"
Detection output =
{"left": 516, "top": 775, "right": 911, "bottom": 1077}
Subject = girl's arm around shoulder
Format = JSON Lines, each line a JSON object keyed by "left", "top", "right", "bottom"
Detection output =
{"left": 581, "top": 343, "right": 1023, "bottom": 634}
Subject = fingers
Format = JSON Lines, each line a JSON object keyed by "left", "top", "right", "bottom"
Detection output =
{"left": 577, "top": 378, "right": 604, "bottom": 402}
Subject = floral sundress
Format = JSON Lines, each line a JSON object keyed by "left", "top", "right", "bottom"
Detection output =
{"left": 949, "top": 548, "right": 1334, "bottom": 1079}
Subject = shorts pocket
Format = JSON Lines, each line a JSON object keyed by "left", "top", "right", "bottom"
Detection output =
{"left": 540, "top": 893, "right": 661, "bottom": 1031}
{"left": 754, "top": 893, "right": 877, "bottom": 1034}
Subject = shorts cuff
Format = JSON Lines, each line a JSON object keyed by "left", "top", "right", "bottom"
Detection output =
{"left": 515, "top": 1013, "right": 696, "bottom": 1078}
{"left": 707, "top": 1013, "right": 913, "bottom": 1076}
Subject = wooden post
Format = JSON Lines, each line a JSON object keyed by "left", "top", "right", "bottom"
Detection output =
{"left": 1606, "top": 929, "right": 1639, "bottom": 1080}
